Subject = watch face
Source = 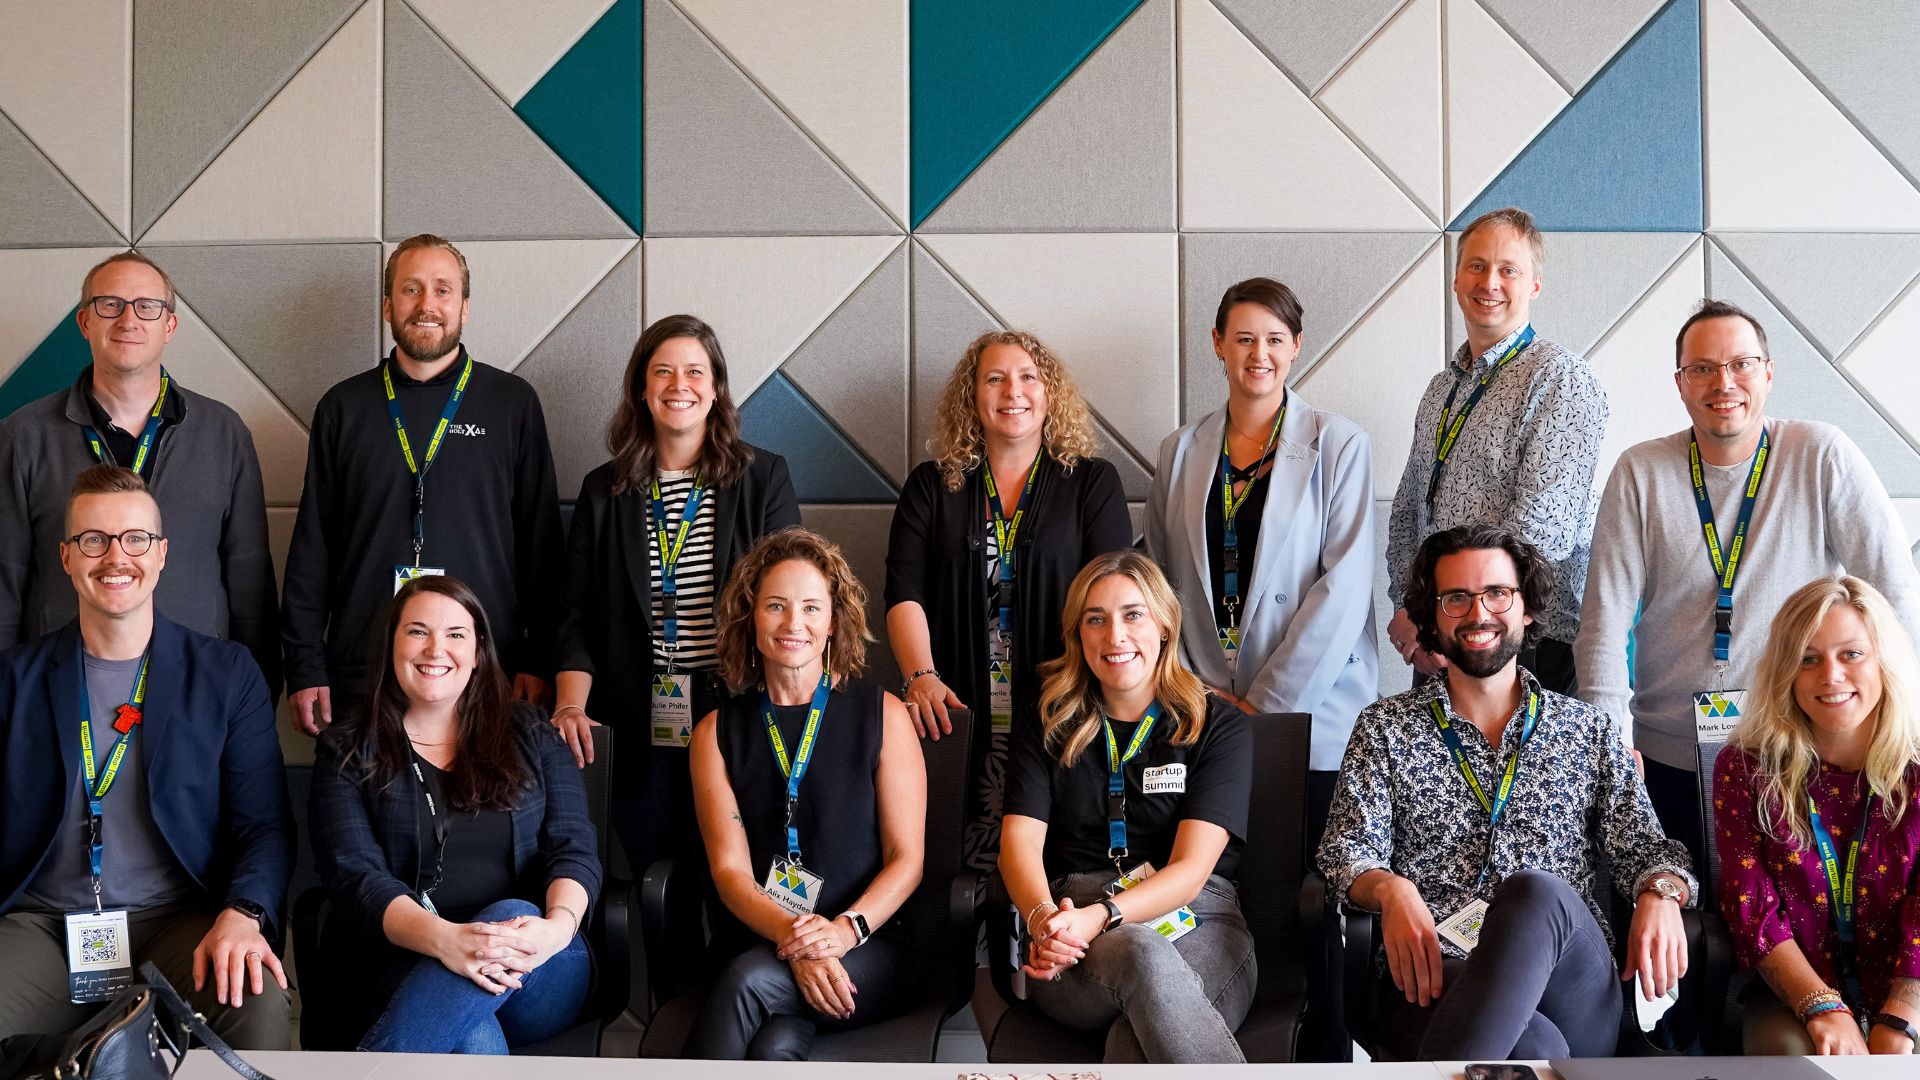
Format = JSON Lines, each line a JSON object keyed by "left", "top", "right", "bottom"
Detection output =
{"left": 230, "top": 899, "right": 266, "bottom": 921}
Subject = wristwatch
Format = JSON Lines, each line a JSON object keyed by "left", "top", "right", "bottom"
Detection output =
{"left": 839, "top": 911, "right": 871, "bottom": 948}
{"left": 226, "top": 898, "right": 267, "bottom": 925}
{"left": 1098, "top": 897, "right": 1125, "bottom": 933}
{"left": 1871, "top": 1012, "right": 1918, "bottom": 1046}
{"left": 1639, "top": 876, "right": 1684, "bottom": 905}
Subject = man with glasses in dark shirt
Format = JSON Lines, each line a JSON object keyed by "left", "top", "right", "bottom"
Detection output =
{"left": 0, "top": 252, "right": 280, "bottom": 697}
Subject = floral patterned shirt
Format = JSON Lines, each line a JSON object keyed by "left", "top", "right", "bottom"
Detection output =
{"left": 1714, "top": 747, "right": 1920, "bottom": 1008}
{"left": 1319, "top": 669, "right": 1696, "bottom": 956}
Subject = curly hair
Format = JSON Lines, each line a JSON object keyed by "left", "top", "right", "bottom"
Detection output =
{"left": 714, "top": 528, "right": 873, "bottom": 689}
{"left": 1404, "top": 525, "right": 1554, "bottom": 655}
{"left": 929, "top": 329, "right": 1099, "bottom": 492}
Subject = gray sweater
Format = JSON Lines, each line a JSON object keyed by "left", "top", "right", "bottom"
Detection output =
{"left": 0, "top": 376, "right": 280, "bottom": 694}
{"left": 1575, "top": 418, "right": 1920, "bottom": 769}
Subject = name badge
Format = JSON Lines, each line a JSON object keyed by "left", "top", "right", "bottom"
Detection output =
{"left": 1107, "top": 862, "right": 1200, "bottom": 942}
{"left": 1141, "top": 762, "right": 1187, "bottom": 795}
{"left": 1693, "top": 688, "right": 1748, "bottom": 745}
{"left": 762, "top": 858, "right": 823, "bottom": 917}
{"left": 988, "top": 659, "right": 1014, "bottom": 733}
{"left": 1437, "top": 898, "right": 1489, "bottom": 953}
{"left": 65, "top": 909, "right": 133, "bottom": 1003}
{"left": 1218, "top": 625, "right": 1240, "bottom": 677}
{"left": 651, "top": 671, "right": 693, "bottom": 747}
{"left": 393, "top": 565, "right": 446, "bottom": 594}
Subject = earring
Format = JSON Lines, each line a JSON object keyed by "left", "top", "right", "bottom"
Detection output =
{"left": 824, "top": 637, "right": 832, "bottom": 672}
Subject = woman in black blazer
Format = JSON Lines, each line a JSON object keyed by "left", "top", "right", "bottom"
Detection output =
{"left": 310, "top": 575, "right": 600, "bottom": 1053}
{"left": 555, "top": 314, "right": 801, "bottom": 877}
{"left": 885, "top": 329, "right": 1132, "bottom": 872}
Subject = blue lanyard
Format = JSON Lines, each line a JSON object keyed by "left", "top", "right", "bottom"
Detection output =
{"left": 1808, "top": 790, "right": 1875, "bottom": 1010}
{"left": 1427, "top": 693, "right": 1539, "bottom": 826}
{"left": 83, "top": 368, "right": 170, "bottom": 476}
{"left": 382, "top": 354, "right": 473, "bottom": 567}
{"left": 77, "top": 650, "right": 151, "bottom": 908}
{"left": 1688, "top": 427, "right": 1770, "bottom": 666}
{"left": 761, "top": 673, "right": 832, "bottom": 863}
{"left": 1218, "top": 402, "right": 1285, "bottom": 626}
{"left": 1428, "top": 326, "right": 1535, "bottom": 507}
{"left": 1102, "top": 701, "right": 1162, "bottom": 865}
{"left": 648, "top": 474, "right": 707, "bottom": 662}
{"left": 984, "top": 456, "right": 1041, "bottom": 636}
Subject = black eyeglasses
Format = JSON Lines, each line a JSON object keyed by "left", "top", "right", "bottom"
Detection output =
{"left": 87, "top": 296, "right": 172, "bottom": 321}
{"left": 64, "top": 530, "right": 163, "bottom": 558}
{"left": 1439, "top": 586, "right": 1519, "bottom": 618}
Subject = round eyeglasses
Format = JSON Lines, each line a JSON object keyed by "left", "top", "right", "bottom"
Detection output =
{"left": 64, "top": 530, "right": 163, "bottom": 558}
{"left": 1439, "top": 586, "right": 1519, "bottom": 618}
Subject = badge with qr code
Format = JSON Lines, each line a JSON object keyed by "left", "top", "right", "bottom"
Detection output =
{"left": 1437, "top": 898, "right": 1489, "bottom": 953}
{"left": 64, "top": 909, "right": 133, "bottom": 1002}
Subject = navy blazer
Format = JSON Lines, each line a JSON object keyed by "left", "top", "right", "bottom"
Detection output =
{"left": 0, "top": 614, "right": 293, "bottom": 931}
{"left": 309, "top": 704, "right": 602, "bottom": 939}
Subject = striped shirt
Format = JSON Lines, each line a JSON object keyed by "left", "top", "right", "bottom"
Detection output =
{"left": 649, "top": 469, "right": 720, "bottom": 670}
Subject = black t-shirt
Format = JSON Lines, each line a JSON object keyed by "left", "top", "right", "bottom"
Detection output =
{"left": 78, "top": 369, "right": 185, "bottom": 481}
{"left": 1205, "top": 450, "right": 1272, "bottom": 630}
{"left": 1004, "top": 695, "right": 1253, "bottom": 879}
{"left": 412, "top": 756, "right": 520, "bottom": 923}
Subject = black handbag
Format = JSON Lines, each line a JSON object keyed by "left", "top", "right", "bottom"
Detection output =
{"left": 0, "top": 962, "right": 275, "bottom": 1080}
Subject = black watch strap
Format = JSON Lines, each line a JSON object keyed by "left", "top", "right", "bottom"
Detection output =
{"left": 1872, "top": 1012, "right": 1919, "bottom": 1044}
{"left": 227, "top": 898, "right": 267, "bottom": 924}
{"left": 1099, "top": 897, "right": 1124, "bottom": 932}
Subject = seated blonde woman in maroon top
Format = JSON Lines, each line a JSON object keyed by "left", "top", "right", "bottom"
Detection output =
{"left": 1714, "top": 575, "right": 1920, "bottom": 1056}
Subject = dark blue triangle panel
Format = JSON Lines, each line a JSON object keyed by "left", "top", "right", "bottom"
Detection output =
{"left": 1, "top": 307, "right": 90, "bottom": 419}
{"left": 910, "top": 0, "right": 1142, "bottom": 227}
{"left": 740, "top": 373, "right": 898, "bottom": 502}
{"left": 1453, "top": 0, "right": 1701, "bottom": 231}
{"left": 517, "top": 0, "right": 644, "bottom": 232}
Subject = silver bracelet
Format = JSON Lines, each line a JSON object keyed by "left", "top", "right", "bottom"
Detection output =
{"left": 1024, "top": 900, "right": 1059, "bottom": 936}
{"left": 553, "top": 705, "right": 586, "bottom": 719}
{"left": 548, "top": 904, "right": 581, "bottom": 935}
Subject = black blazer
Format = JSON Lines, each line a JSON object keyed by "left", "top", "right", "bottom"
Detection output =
{"left": 556, "top": 447, "right": 801, "bottom": 748}
{"left": 884, "top": 453, "right": 1132, "bottom": 758}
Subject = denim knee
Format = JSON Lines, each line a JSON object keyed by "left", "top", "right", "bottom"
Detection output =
{"left": 1085, "top": 925, "right": 1192, "bottom": 993}
{"left": 473, "top": 898, "right": 541, "bottom": 923}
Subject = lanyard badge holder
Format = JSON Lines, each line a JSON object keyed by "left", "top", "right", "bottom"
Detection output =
{"left": 1689, "top": 427, "right": 1769, "bottom": 737}
{"left": 760, "top": 675, "right": 831, "bottom": 916}
{"left": 1100, "top": 704, "right": 1201, "bottom": 941}
{"left": 1427, "top": 326, "right": 1534, "bottom": 509}
{"left": 1218, "top": 403, "right": 1285, "bottom": 678}
{"left": 1427, "top": 692, "right": 1540, "bottom": 952}
{"left": 410, "top": 759, "right": 451, "bottom": 915}
{"left": 65, "top": 652, "right": 151, "bottom": 1002}
{"left": 651, "top": 476, "right": 707, "bottom": 748}
{"left": 387, "top": 355, "right": 472, "bottom": 594}
{"left": 1810, "top": 792, "right": 1876, "bottom": 1019}
{"left": 83, "top": 368, "right": 170, "bottom": 476}
{"left": 984, "top": 459, "right": 1039, "bottom": 734}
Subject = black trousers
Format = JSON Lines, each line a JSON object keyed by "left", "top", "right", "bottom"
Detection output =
{"left": 686, "top": 933, "right": 922, "bottom": 1060}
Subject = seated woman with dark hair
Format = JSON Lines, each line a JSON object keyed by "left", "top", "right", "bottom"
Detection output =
{"left": 998, "top": 549, "right": 1256, "bottom": 1063}
{"left": 310, "top": 575, "right": 600, "bottom": 1053}
{"left": 1716, "top": 575, "right": 1920, "bottom": 1056}
{"left": 686, "top": 528, "right": 927, "bottom": 1060}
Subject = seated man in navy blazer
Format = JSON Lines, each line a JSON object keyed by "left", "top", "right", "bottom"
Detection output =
{"left": 0, "top": 465, "right": 292, "bottom": 1048}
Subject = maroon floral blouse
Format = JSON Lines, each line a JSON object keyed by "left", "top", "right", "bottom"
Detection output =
{"left": 1714, "top": 746, "right": 1920, "bottom": 1008}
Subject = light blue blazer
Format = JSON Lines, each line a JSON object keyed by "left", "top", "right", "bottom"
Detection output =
{"left": 1144, "top": 393, "right": 1379, "bottom": 772}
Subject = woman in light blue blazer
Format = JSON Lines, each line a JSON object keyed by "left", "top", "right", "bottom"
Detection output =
{"left": 1144, "top": 277, "right": 1378, "bottom": 844}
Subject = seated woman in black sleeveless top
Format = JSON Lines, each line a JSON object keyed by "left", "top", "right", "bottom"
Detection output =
{"left": 686, "top": 528, "right": 927, "bottom": 1060}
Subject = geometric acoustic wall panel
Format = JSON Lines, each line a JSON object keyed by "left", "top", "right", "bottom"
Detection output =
{"left": 781, "top": 243, "right": 911, "bottom": 485}
{"left": 0, "top": 247, "right": 121, "bottom": 384}
{"left": 1444, "top": 231, "right": 1698, "bottom": 360}
{"left": 646, "top": 0, "right": 893, "bottom": 236}
{"left": 0, "top": 311, "right": 89, "bottom": 421}
{"left": 0, "top": 109, "right": 121, "bottom": 247}
{"left": 164, "top": 298, "right": 311, "bottom": 505}
{"left": 515, "top": 244, "right": 643, "bottom": 501}
{"left": 676, "top": 0, "right": 908, "bottom": 225}
{"left": 1443, "top": 0, "right": 1568, "bottom": 223}
{"left": 1836, "top": 283, "right": 1920, "bottom": 451}
{"left": 132, "top": 0, "right": 361, "bottom": 238}
{"left": 1477, "top": 0, "right": 1666, "bottom": 91}
{"left": 740, "top": 373, "right": 898, "bottom": 503}
{"left": 1213, "top": 0, "right": 1400, "bottom": 95}
{"left": 1709, "top": 233, "right": 1920, "bottom": 359}
{"left": 516, "top": 0, "right": 643, "bottom": 233}
{"left": 920, "top": 0, "right": 1172, "bottom": 233}
{"left": 1738, "top": 0, "right": 1920, "bottom": 184}
{"left": 406, "top": 0, "right": 617, "bottom": 105}
{"left": 1704, "top": 0, "right": 1920, "bottom": 230}
{"left": 803, "top": 505, "right": 902, "bottom": 685}
{"left": 1585, "top": 239, "right": 1706, "bottom": 479}
{"left": 1316, "top": 0, "right": 1442, "bottom": 223}
{"left": 0, "top": 0, "right": 130, "bottom": 238}
{"left": 908, "top": 242, "right": 994, "bottom": 463}
{"left": 143, "top": 0, "right": 379, "bottom": 245}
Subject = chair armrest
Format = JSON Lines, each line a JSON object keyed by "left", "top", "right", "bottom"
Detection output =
{"left": 978, "top": 871, "right": 1024, "bottom": 1007}
{"left": 640, "top": 858, "right": 707, "bottom": 1011}
{"left": 946, "top": 875, "right": 979, "bottom": 1011}
{"left": 591, "top": 878, "right": 635, "bottom": 1025}
{"left": 1338, "top": 900, "right": 1379, "bottom": 1052}
{"left": 1299, "top": 871, "right": 1351, "bottom": 1061}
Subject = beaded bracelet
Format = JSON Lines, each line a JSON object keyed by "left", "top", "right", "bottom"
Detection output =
{"left": 1802, "top": 1000, "right": 1851, "bottom": 1022}
{"left": 1795, "top": 988, "right": 1846, "bottom": 1022}
{"left": 1024, "top": 900, "right": 1058, "bottom": 938}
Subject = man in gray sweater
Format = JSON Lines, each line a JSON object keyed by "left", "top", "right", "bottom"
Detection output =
{"left": 1574, "top": 298, "right": 1920, "bottom": 869}
{"left": 0, "top": 252, "right": 279, "bottom": 695}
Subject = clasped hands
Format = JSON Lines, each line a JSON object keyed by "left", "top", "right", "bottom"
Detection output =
{"left": 1022, "top": 897, "right": 1109, "bottom": 982}
{"left": 777, "top": 913, "right": 859, "bottom": 1020}
{"left": 432, "top": 912, "right": 574, "bottom": 994}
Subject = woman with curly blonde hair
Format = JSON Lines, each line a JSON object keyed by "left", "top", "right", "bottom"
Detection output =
{"left": 1714, "top": 575, "right": 1920, "bottom": 1056}
{"left": 885, "top": 329, "right": 1132, "bottom": 872}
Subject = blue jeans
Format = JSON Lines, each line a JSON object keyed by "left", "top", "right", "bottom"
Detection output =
{"left": 359, "top": 899, "right": 591, "bottom": 1054}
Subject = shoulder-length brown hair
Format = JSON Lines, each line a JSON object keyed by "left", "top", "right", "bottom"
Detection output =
{"left": 714, "top": 528, "right": 873, "bottom": 689}
{"left": 929, "top": 329, "right": 1098, "bottom": 492}
{"left": 606, "top": 314, "right": 753, "bottom": 494}
{"left": 339, "top": 575, "right": 532, "bottom": 812}
{"left": 1037, "top": 551, "right": 1209, "bottom": 767}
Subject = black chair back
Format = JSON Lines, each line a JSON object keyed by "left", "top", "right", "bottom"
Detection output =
{"left": 1242, "top": 712, "right": 1311, "bottom": 998}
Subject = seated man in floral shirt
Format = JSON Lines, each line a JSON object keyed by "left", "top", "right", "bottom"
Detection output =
{"left": 1319, "top": 524, "right": 1696, "bottom": 1060}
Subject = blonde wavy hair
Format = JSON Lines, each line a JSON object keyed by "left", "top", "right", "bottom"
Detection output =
{"left": 714, "top": 528, "right": 873, "bottom": 689}
{"left": 1727, "top": 576, "right": 1920, "bottom": 849}
{"left": 1037, "top": 551, "right": 1209, "bottom": 767}
{"left": 929, "top": 330, "right": 1099, "bottom": 492}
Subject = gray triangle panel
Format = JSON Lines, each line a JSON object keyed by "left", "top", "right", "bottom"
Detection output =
{"left": 154, "top": 243, "right": 381, "bottom": 425}
{"left": 781, "top": 244, "right": 910, "bottom": 483}
{"left": 0, "top": 110, "right": 120, "bottom": 246}
{"left": 920, "top": 0, "right": 1173, "bottom": 232}
{"left": 133, "top": 0, "right": 360, "bottom": 237}
{"left": 1739, "top": 0, "right": 1920, "bottom": 182}
{"left": 1706, "top": 240, "right": 1920, "bottom": 497}
{"left": 1090, "top": 415, "right": 1153, "bottom": 500}
{"left": 644, "top": 0, "right": 895, "bottom": 235}
{"left": 385, "top": 2, "right": 633, "bottom": 241}
{"left": 1713, "top": 233, "right": 1920, "bottom": 359}
{"left": 1477, "top": 0, "right": 1666, "bottom": 90}
{"left": 1444, "top": 232, "right": 1696, "bottom": 361}
{"left": 1181, "top": 232, "right": 1432, "bottom": 421}
{"left": 516, "top": 248, "right": 643, "bottom": 500}
{"left": 1212, "top": 0, "right": 1399, "bottom": 94}
{"left": 909, "top": 243, "right": 1002, "bottom": 464}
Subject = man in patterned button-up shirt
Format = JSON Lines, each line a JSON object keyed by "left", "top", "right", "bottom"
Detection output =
{"left": 1384, "top": 208, "right": 1608, "bottom": 696}
{"left": 1321, "top": 525, "right": 1694, "bottom": 1061}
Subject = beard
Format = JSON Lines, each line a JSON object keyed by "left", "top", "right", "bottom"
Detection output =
{"left": 1437, "top": 620, "right": 1525, "bottom": 679}
{"left": 392, "top": 315, "right": 464, "bottom": 364}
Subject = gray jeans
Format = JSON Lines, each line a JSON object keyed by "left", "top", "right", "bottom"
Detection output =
{"left": 1027, "top": 871, "right": 1256, "bottom": 1063}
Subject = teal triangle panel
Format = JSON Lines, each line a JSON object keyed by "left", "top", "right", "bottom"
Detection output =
{"left": 740, "top": 374, "right": 898, "bottom": 503}
{"left": 910, "top": 0, "right": 1142, "bottom": 227}
{"left": 517, "top": 0, "right": 644, "bottom": 233}
{"left": 1, "top": 308, "right": 89, "bottom": 419}
{"left": 1452, "top": 0, "right": 1700, "bottom": 231}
